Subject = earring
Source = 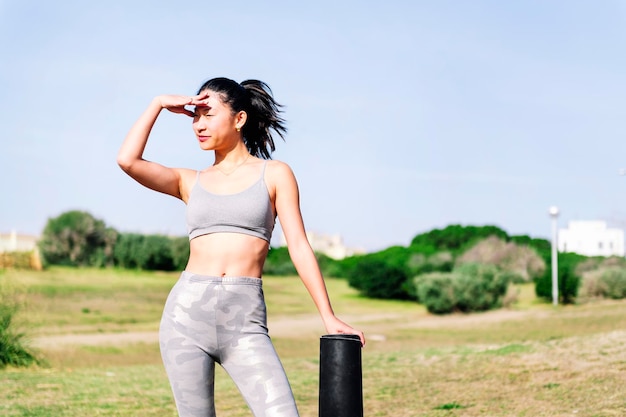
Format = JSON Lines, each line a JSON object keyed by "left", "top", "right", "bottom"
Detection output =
{"left": 236, "top": 127, "right": 241, "bottom": 132}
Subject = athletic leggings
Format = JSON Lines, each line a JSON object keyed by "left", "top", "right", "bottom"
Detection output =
{"left": 159, "top": 271, "right": 300, "bottom": 417}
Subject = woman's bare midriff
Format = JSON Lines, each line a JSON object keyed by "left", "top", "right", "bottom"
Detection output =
{"left": 185, "top": 233, "right": 270, "bottom": 278}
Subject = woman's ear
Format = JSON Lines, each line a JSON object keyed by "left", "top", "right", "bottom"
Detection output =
{"left": 235, "top": 111, "right": 247, "bottom": 131}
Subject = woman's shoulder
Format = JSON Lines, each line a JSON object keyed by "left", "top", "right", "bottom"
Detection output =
{"left": 263, "top": 159, "right": 298, "bottom": 192}
{"left": 265, "top": 159, "right": 295, "bottom": 177}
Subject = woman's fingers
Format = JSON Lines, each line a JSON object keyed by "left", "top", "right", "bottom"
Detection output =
{"left": 191, "top": 92, "right": 210, "bottom": 107}
{"left": 345, "top": 328, "right": 365, "bottom": 346}
{"left": 326, "top": 317, "right": 366, "bottom": 347}
{"left": 156, "top": 93, "right": 210, "bottom": 117}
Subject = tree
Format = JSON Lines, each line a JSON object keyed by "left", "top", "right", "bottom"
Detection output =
{"left": 38, "top": 210, "right": 118, "bottom": 267}
{"left": 410, "top": 224, "right": 509, "bottom": 252}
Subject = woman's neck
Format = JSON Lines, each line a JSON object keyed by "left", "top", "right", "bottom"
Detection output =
{"left": 213, "top": 144, "right": 251, "bottom": 175}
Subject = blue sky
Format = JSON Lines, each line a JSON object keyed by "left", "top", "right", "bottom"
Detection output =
{"left": 1, "top": 0, "right": 625, "bottom": 252}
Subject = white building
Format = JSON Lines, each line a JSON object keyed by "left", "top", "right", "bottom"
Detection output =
{"left": 0, "top": 230, "right": 39, "bottom": 252}
{"left": 558, "top": 221, "right": 624, "bottom": 257}
{"left": 279, "top": 231, "right": 365, "bottom": 260}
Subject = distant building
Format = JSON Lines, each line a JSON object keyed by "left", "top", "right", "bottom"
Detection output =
{"left": 558, "top": 221, "right": 624, "bottom": 257}
{"left": 0, "top": 230, "right": 39, "bottom": 252}
{"left": 279, "top": 231, "right": 365, "bottom": 260}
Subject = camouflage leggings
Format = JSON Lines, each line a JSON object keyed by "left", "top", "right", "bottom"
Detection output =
{"left": 159, "top": 272, "right": 300, "bottom": 417}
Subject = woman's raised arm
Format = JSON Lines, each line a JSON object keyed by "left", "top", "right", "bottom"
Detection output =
{"left": 117, "top": 93, "right": 207, "bottom": 199}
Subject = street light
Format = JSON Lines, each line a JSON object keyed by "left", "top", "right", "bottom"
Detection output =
{"left": 548, "top": 206, "right": 559, "bottom": 306}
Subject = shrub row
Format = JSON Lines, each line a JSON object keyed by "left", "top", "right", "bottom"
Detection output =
{"left": 341, "top": 225, "right": 606, "bottom": 309}
{"left": 37, "top": 212, "right": 625, "bottom": 309}
{"left": 113, "top": 234, "right": 190, "bottom": 271}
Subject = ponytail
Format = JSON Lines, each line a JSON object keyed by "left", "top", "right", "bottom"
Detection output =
{"left": 197, "top": 77, "right": 287, "bottom": 159}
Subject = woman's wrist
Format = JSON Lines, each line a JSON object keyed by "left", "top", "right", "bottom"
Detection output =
{"left": 152, "top": 96, "right": 164, "bottom": 109}
{"left": 320, "top": 311, "right": 337, "bottom": 323}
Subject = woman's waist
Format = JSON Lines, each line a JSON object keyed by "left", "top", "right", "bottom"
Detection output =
{"left": 186, "top": 233, "right": 269, "bottom": 277}
{"left": 189, "top": 233, "right": 269, "bottom": 254}
{"left": 186, "top": 251, "right": 266, "bottom": 278}
{"left": 180, "top": 271, "right": 263, "bottom": 286}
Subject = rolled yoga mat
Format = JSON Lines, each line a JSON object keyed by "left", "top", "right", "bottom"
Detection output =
{"left": 319, "top": 334, "right": 363, "bottom": 417}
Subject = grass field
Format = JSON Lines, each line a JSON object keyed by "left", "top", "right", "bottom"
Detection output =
{"left": 1, "top": 267, "right": 626, "bottom": 416}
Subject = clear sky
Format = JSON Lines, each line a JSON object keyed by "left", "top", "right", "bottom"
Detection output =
{"left": 1, "top": 0, "right": 625, "bottom": 252}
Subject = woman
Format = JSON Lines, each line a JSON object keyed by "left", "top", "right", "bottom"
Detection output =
{"left": 117, "top": 77, "right": 365, "bottom": 417}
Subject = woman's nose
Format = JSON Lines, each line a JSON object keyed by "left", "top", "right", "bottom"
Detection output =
{"left": 193, "top": 120, "right": 206, "bottom": 131}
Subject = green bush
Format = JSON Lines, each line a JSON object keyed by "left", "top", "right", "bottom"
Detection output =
{"left": 113, "top": 233, "right": 144, "bottom": 269}
{"left": 136, "top": 235, "right": 175, "bottom": 271}
{"left": 414, "top": 272, "right": 457, "bottom": 314}
{"left": 453, "top": 264, "right": 510, "bottom": 312}
{"left": 335, "top": 245, "right": 423, "bottom": 282}
{"left": 581, "top": 267, "right": 626, "bottom": 300}
{"left": 263, "top": 246, "right": 297, "bottom": 276}
{"left": 262, "top": 247, "right": 349, "bottom": 278}
{"left": 535, "top": 252, "right": 583, "bottom": 304}
{"left": 407, "top": 251, "right": 454, "bottom": 276}
{"left": 499, "top": 270, "right": 526, "bottom": 285}
{"left": 330, "top": 255, "right": 359, "bottom": 279}
{"left": 114, "top": 233, "right": 182, "bottom": 271}
{"left": 0, "top": 283, "right": 41, "bottom": 368}
{"left": 599, "top": 268, "right": 626, "bottom": 299}
{"left": 414, "top": 263, "right": 511, "bottom": 314}
{"left": 347, "top": 257, "right": 410, "bottom": 299}
{"left": 315, "top": 253, "right": 344, "bottom": 278}
{"left": 170, "top": 236, "right": 191, "bottom": 271}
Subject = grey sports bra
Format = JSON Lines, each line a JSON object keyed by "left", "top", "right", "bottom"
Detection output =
{"left": 186, "top": 162, "right": 275, "bottom": 242}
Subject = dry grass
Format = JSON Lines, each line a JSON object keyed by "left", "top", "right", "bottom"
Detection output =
{"left": 1, "top": 267, "right": 626, "bottom": 416}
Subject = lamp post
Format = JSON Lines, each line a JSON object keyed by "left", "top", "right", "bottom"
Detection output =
{"left": 548, "top": 206, "right": 560, "bottom": 306}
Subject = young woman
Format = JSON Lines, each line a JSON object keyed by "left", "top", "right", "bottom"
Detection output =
{"left": 117, "top": 77, "right": 365, "bottom": 417}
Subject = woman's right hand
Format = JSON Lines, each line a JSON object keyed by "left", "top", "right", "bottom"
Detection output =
{"left": 156, "top": 91, "right": 210, "bottom": 117}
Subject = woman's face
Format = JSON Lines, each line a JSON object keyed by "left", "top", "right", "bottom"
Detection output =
{"left": 192, "top": 91, "right": 240, "bottom": 151}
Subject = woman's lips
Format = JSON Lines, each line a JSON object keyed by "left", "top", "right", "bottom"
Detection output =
{"left": 198, "top": 135, "right": 210, "bottom": 142}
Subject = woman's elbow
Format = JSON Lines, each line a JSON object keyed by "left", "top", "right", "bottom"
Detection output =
{"left": 116, "top": 154, "right": 135, "bottom": 173}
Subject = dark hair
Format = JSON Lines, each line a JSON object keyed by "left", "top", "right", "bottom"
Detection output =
{"left": 196, "top": 77, "right": 287, "bottom": 159}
